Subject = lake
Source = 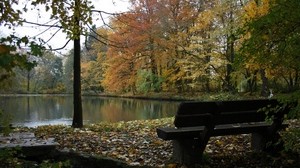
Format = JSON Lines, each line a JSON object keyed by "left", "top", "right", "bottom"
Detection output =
{"left": 0, "top": 95, "right": 180, "bottom": 127}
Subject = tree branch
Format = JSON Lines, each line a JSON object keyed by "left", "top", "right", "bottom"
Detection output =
{"left": 44, "top": 27, "right": 63, "bottom": 44}
{"left": 87, "top": 24, "right": 126, "bottom": 48}
{"left": 50, "top": 39, "right": 71, "bottom": 51}
{"left": 91, "top": 10, "right": 125, "bottom": 16}
{"left": 98, "top": 11, "right": 114, "bottom": 29}
{"left": 22, "top": 20, "right": 62, "bottom": 28}
{"left": 33, "top": 21, "right": 60, "bottom": 38}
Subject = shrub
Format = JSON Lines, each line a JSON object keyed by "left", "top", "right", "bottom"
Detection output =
{"left": 0, "top": 109, "right": 12, "bottom": 136}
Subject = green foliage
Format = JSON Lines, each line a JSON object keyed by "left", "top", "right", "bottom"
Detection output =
{"left": 0, "top": 147, "right": 19, "bottom": 166}
{"left": 0, "top": 35, "right": 44, "bottom": 74}
{"left": 0, "top": 0, "right": 23, "bottom": 28}
{"left": 136, "top": 69, "right": 163, "bottom": 93}
{"left": 282, "top": 127, "right": 300, "bottom": 153}
{"left": 206, "top": 92, "right": 241, "bottom": 101}
{"left": 30, "top": 51, "right": 64, "bottom": 93}
{"left": 277, "top": 91, "right": 300, "bottom": 119}
{"left": 40, "top": 160, "right": 71, "bottom": 168}
{"left": 0, "top": 109, "right": 12, "bottom": 136}
{"left": 31, "top": 0, "right": 93, "bottom": 39}
{"left": 240, "top": 0, "right": 300, "bottom": 93}
{"left": 63, "top": 50, "right": 74, "bottom": 93}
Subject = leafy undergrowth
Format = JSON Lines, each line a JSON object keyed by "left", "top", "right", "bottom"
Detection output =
{"left": 10, "top": 118, "right": 300, "bottom": 167}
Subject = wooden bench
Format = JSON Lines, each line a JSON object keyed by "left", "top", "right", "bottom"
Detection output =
{"left": 156, "top": 99, "right": 295, "bottom": 166}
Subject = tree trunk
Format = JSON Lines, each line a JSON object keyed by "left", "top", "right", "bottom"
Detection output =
{"left": 260, "top": 69, "right": 269, "bottom": 97}
{"left": 246, "top": 69, "right": 258, "bottom": 94}
{"left": 27, "top": 70, "right": 30, "bottom": 92}
{"left": 205, "top": 55, "right": 211, "bottom": 92}
{"left": 224, "top": 34, "right": 235, "bottom": 92}
{"left": 72, "top": 0, "right": 83, "bottom": 128}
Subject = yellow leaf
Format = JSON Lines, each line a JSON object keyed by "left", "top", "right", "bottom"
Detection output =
{"left": 167, "top": 163, "right": 178, "bottom": 168}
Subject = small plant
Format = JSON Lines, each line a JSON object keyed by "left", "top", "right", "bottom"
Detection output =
{"left": 282, "top": 128, "right": 300, "bottom": 153}
{"left": 136, "top": 69, "right": 164, "bottom": 93}
{"left": 0, "top": 147, "right": 21, "bottom": 167}
{"left": 40, "top": 160, "right": 71, "bottom": 168}
{"left": 208, "top": 92, "right": 240, "bottom": 101}
{"left": 0, "top": 109, "right": 12, "bottom": 136}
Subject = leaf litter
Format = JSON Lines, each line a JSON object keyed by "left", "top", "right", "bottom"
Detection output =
{"left": 13, "top": 118, "right": 300, "bottom": 167}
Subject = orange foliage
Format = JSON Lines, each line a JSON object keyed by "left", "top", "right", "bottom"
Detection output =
{"left": 0, "top": 44, "right": 10, "bottom": 54}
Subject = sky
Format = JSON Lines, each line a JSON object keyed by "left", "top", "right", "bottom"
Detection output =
{"left": 1, "top": 0, "right": 130, "bottom": 55}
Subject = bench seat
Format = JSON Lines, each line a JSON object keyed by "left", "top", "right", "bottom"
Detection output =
{"left": 157, "top": 123, "right": 288, "bottom": 140}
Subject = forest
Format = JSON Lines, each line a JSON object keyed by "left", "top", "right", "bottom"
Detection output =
{"left": 1, "top": 0, "right": 299, "bottom": 97}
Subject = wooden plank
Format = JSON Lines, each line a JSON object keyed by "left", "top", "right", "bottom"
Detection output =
{"left": 173, "top": 99, "right": 284, "bottom": 128}
{"left": 157, "top": 126, "right": 205, "bottom": 140}
{"left": 176, "top": 101, "right": 218, "bottom": 115}
{"left": 174, "top": 114, "right": 213, "bottom": 127}
{"left": 157, "top": 123, "right": 288, "bottom": 140}
{"left": 216, "top": 99, "right": 279, "bottom": 113}
{"left": 175, "top": 111, "right": 267, "bottom": 127}
{"left": 212, "top": 123, "right": 271, "bottom": 136}
{"left": 213, "top": 111, "right": 266, "bottom": 125}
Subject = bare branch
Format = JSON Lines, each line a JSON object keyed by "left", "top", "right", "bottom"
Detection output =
{"left": 33, "top": 21, "right": 60, "bottom": 38}
{"left": 91, "top": 10, "right": 125, "bottom": 16}
{"left": 44, "top": 27, "right": 63, "bottom": 44}
{"left": 87, "top": 24, "right": 126, "bottom": 48}
{"left": 87, "top": 34, "right": 111, "bottom": 47}
{"left": 22, "top": 20, "right": 62, "bottom": 28}
{"left": 99, "top": 11, "right": 114, "bottom": 29}
{"left": 50, "top": 39, "right": 71, "bottom": 51}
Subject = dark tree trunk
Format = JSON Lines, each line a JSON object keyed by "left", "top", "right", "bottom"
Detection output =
{"left": 205, "top": 55, "right": 211, "bottom": 92}
{"left": 72, "top": 0, "right": 83, "bottom": 128}
{"left": 72, "top": 38, "right": 83, "bottom": 128}
{"left": 246, "top": 69, "right": 258, "bottom": 94}
{"left": 224, "top": 34, "right": 235, "bottom": 92}
{"left": 224, "top": 9, "right": 235, "bottom": 92}
{"left": 260, "top": 69, "right": 269, "bottom": 97}
{"left": 27, "top": 70, "right": 30, "bottom": 92}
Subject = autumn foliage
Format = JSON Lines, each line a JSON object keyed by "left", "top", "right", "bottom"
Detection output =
{"left": 2, "top": 0, "right": 297, "bottom": 96}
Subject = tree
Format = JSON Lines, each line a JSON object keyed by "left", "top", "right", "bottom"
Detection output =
{"left": 157, "top": 0, "right": 202, "bottom": 93}
{"left": 81, "top": 27, "right": 108, "bottom": 93}
{"left": 72, "top": 0, "right": 83, "bottom": 127}
{"left": 1, "top": 1, "right": 43, "bottom": 93}
{"left": 30, "top": 0, "right": 94, "bottom": 127}
{"left": 241, "top": 0, "right": 300, "bottom": 95}
{"left": 0, "top": 35, "right": 44, "bottom": 84}
{"left": 63, "top": 49, "right": 74, "bottom": 93}
{"left": 104, "top": 0, "right": 163, "bottom": 93}
{"left": 203, "top": 0, "right": 245, "bottom": 92}
{"left": 175, "top": 0, "right": 216, "bottom": 92}
{"left": 104, "top": 0, "right": 203, "bottom": 93}
{"left": 30, "top": 51, "right": 63, "bottom": 93}
{"left": 28, "top": 0, "right": 129, "bottom": 127}
{"left": 1, "top": 2, "right": 44, "bottom": 77}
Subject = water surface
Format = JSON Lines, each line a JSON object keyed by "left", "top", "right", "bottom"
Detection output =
{"left": 0, "top": 95, "right": 179, "bottom": 127}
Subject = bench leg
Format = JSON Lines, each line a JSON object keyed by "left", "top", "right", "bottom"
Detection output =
{"left": 172, "top": 139, "right": 204, "bottom": 166}
{"left": 251, "top": 132, "right": 267, "bottom": 151}
{"left": 251, "top": 132, "right": 284, "bottom": 153}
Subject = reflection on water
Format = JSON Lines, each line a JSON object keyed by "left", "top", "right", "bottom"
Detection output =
{"left": 0, "top": 95, "right": 179, "bottom": 127}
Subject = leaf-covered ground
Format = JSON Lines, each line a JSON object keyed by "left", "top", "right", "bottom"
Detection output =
{"left": 10, "top": 118, "right": 300, "bottom": 167}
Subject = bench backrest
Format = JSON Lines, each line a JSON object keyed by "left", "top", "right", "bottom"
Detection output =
{"left": 174, "top": 99, "right": 287, "bottom": 127}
